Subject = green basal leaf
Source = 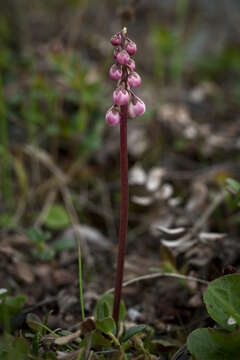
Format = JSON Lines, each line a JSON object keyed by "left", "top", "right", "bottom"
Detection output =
{"left": 121, "top": 325, "right": 146, "bottom": 342}
{"left": 26, "top": 227, "right": 50, "bottom": 244}
{"left": 92, "top": 330, "right": 112, "bottom": 347}
{"left": 26, "top": 313, "right": 42, "bottom": 332}
{"left": 96, "top": 317, "right": 115, "bottom": 335}
{"left": 2, "top": 295, "right": 26, "bottom": 316}
{"left": 187, "top": 328, "right": 240, "bottom": 360}
{"left": 94, "top": 298, "right": 110, "bottom": 321}
{"left": 204, "top": 274, "right": 240, "bottom": 329}
{"left": 32, "top": 247, "right": 56, "bottom": 261}
{"left": 93, "top": 294, "right": 126, "bottom": 323}
{"left": 43, "top": 204, "right": 70, "bottom": 230}
{"left": 209, "top": 328, "right": 240, "bottom": 350}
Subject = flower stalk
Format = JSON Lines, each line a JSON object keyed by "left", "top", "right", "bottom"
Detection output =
{"left": 113, "top": 102, "right": 128, "bottom": 326}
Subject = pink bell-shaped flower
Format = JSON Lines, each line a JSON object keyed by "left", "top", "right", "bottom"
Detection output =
{"left": 111, "top": 34, "right": 121, "bottom": 46}
{"left": 128, "top": 97, "right": 146, "bottom": 118}
{"left": 126, "top": 41, "right": 137, "bottom": 55}
{"left": 113, "top": 87, "right": 130, "bottom": 106}
{"left": 116, "top": 50, "right": 130, "bottom": 65}
{"left": 128, "top": 72, "right": 141, "bottom": 88}
{"left": 109, "top": 64, "right": 122, "bottom": 81}
{"left": 105, "top": 107, "right": 121, "bottom": 126}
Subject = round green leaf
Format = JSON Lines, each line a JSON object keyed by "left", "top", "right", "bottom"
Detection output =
{"left": 91, "top": 330, "right": 112, "bottom": 347}
{"left": 5, "top": 295, "right": 26, "bottom": 315}
{"left": 43, "top": 204, "right": 70, "bottom": 230}
{"left": 96, "top": 317, "right": 115, "bottom": 335}
{"left": 204, "top": 274, "right": 240, "bottom": 329}
{"left": 26, "top": 313, "right": 42, "bottom": 332}
{"left": 93, "top": 294, "right": 126, "bottom": 323}
{"left": 187, "top": 328, "right": 240, "bottom": 360}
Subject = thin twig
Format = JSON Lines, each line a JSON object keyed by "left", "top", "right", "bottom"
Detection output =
{"left": 98, "top": 180, "right": 117, "bottom": 242}
{"left": 34, "top": 190, "right": 57, "bottom": 227}
{"left": 106, "top": 272, "right": 209, "bottom": 294}
{"left": 24, "top": 144, "right": 85, "bottom": 321}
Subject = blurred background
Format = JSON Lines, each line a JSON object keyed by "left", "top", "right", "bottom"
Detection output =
{"left": 1, "top": 0, "right": 240, "bottom": 334}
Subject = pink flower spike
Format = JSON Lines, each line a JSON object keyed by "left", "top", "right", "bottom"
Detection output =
{"left": 126, "top": 41, "right": 137, "bottom": 55}
{"left": 111, "top": 34, "right": 121, "bottom": 46}
{"left": 116, "top": 50, "right": 130, "bottom": 65}
{"left": 128, "top": 72, "right": 141, "bottom": 88}
{"left": 128, "top": 97, "right": 146, "bottom": 118}
{"left": 127, "top": 59, "right": 135, "bottom": 72}
{"left": 105, "top": 107, "right": 121, "bottom": 126}
{"left": 109, "top": 64, "right": 122, "bottom": 81}
{"left": 113, "top": 88, "right": 130, "bottom": 106}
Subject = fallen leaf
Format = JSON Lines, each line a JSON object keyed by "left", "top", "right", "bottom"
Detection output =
{"left": 54, "top": 329, "right": 81, "bottom": 345}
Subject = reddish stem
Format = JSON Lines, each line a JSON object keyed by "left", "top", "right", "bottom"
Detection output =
{"left": 113, "top": 103, "right": 129, "bottom": 329}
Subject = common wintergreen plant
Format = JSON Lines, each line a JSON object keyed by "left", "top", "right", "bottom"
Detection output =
{"left": 105, "top": 28, "right": 145, "bottom": 328}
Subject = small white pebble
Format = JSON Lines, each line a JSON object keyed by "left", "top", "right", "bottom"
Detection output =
{"left": 128, "top": 308, "right": 141, "bottom": 321}
{"left": 0, "top": 289, "right": 7, "bottom": 295}
{"left": 227, "top": 316, "right": 237, "bottom": 325}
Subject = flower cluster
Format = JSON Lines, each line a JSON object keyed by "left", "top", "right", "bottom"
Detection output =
{"left": 106, "top": 28, "right": 146, "bottom": 126}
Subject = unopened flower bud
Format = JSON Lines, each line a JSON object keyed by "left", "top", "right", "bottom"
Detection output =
{"left": 128, "top": 97, "right": 146, "bottom": 118}
{"left": 106, "top": 107, "right": 121, "bottom": 126}
{"left": 127, "top": 59, "right": 135, "bottom": 72}
{"left": 113, "top": 87, "right": 130, "bottom": 106}
{"left": 111, "top": 34, "right": 121, "bottom": 46}
{"left": 109, "top": 64, "right": 122, "bottom": 80}
{"left": 126, "top": 41, "right": 137, "bottom": 55}
{"left": 128, "top": 72, "right": 141, "bottom": 88}
{"left": 116, "top": 50, "right": 130, "bottom": 65}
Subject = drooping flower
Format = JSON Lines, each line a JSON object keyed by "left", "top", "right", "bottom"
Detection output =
{"left": 128, "top": 97, "right": 146, "bottom": 118}
{"left": 126, "top": 41, "right": 137, "bottom": 55}
{"left": 105, "top": 107, "right": 121, "bottom": 126}
{"left": 116, "top": 50, "right": 130, "bottom": 65}
{"left": 111, "top": 34, "right": 121, "bottom": 46}
{"left": 113, "top": 87, "right": 130, "bottom": 106}
{"left": 109, "top": 64, "right": 122, "bottom": 81}
{"left": 128, "top": 72, "right": 141, "bottom": 88}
